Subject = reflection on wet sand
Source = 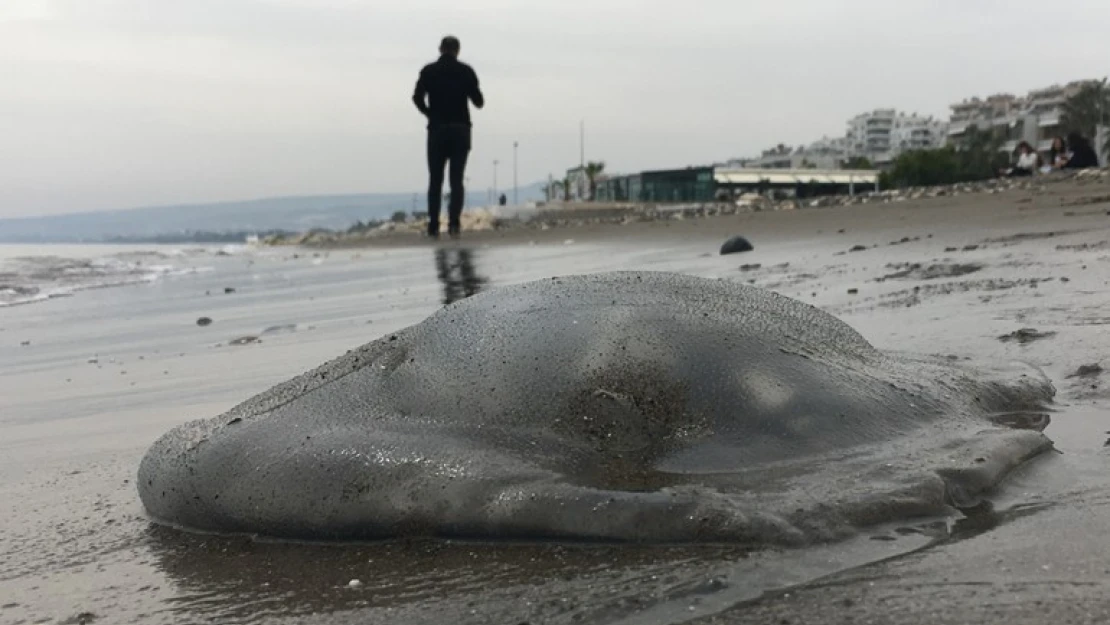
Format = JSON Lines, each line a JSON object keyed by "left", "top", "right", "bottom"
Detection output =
{"left": 434, "top": 247, "right": 488, "bottom": 305}
{"left": 144, "top": 524, "right": 750, "bottom": 624}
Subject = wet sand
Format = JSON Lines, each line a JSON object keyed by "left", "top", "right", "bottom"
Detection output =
{"left": 4, "top": 177, "right": 1110, "bottom": 624}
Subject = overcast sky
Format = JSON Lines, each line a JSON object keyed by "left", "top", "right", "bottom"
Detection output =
{"left": 2, "top": 0, "right": 1108, "bottom": 217}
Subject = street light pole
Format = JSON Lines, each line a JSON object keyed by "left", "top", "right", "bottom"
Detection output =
{"left": 513, "top": 142, "right": 519, "bottom": 206}
{"left": 579, "top": 120, "right": 585, "bottom": 168}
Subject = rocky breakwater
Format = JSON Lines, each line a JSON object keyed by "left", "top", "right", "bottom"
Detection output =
{"left": 263, "top": 208, "right": 509, "bottom": 246}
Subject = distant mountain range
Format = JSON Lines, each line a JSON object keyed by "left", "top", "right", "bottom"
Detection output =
{"left": 0, "top": 182, "right": 547, "bottom": 243}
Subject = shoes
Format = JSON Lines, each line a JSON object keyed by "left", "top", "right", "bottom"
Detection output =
{"left": 447, "top": 224, "right": 460, "bottom": 239}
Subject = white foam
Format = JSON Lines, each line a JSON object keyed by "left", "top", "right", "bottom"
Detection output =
{"left": 0, "top": 252, "right": 212, "bottom": 307}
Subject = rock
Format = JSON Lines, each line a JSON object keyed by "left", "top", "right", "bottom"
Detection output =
{"left": 20, "top": 340, "right": 30, "bottom": 346}
{"left": 348, "top": 579, "right": 363, "bottom": 588}
{"left": 997, "top": 328, "right": 1056, "bottom": 345}
{"left": 847, "top": 288, "right": 859, "bottom": 295}
{"left": 739, "top": 263, "right": 762, "bottom": 272}
{"left": 848, "top": 245, "right": 868, "bottom": 253}
{"left": 962, "top": 245, "right": 980, "bottom": 251}
{"left": 224, "top": 287, "right": 236, "bottom": 294}
{"left": 1067, "top": 364, "right": 1103, "bottom": 379}
{"left": 196, "top": 317, "right": 213, "bottom": 327}
{"left": 229, "top": 336, "right": 261, "bottom": 346}
{"left": 719, "top": 236, "right": 754, "bottom": 255}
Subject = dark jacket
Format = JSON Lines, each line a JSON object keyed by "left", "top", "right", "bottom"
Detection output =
{"left": 1063, "top": 141, "right": 1100, "bottom": 169}
{"left": 413, "top": 55, "right": 484, "bottom": 129}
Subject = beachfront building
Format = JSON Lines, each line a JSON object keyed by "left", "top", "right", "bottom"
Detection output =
{"left": 945, "top": 80, "right": 1098, "bottom": 155}
{"left": 563, "top": 166, "right": 591, "bottom": 201}
{"left": 743, "top": 110, "right": 945, "bottom": 171}
{"left": 593, "top": 166, "right": 879, "bottom": 203}
{"left": 846, "top": 109, "right": 946, "bottom": 165}
{"left": 743, "top": 143, "right": 845, "bottom": 170}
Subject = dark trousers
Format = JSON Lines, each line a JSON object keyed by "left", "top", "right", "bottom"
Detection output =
{"left": 427, "top": 124, "right": 471, "bottom": 235}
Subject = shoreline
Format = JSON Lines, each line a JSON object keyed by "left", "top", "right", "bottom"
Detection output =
{"left": 288, "top": 169, "right": 1110, "bottom": 250}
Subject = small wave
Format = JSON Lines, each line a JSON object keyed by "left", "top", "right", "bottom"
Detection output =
{"left": 0, "top": 253, "right": 211, "bottom": 307}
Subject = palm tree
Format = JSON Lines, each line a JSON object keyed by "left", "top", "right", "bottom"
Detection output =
{"left": 1061, "top": 78, "right": 1109, "bottom": 141}
{"left": 584, "top": 161, "right": 606, "bottom": 201}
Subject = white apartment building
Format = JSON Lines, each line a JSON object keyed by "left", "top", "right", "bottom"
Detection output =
{"left": 847, "top": 110, "right": 946, "bottom": 164}
{"left": 946, "top": 80, "right": 1096, "bottom": 154}
{"left": 742, "top": 110, "right": 945, "bottom": 170}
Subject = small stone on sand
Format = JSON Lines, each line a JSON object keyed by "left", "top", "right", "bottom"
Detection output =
{"left": 196, "top": 317, "right": 213, "bottom": 327}
{"left": 719, "top": 236, "right": 754, "bottom": 255}
{"left": 1067, "top": 364, "right": 1103, "bottom": 379}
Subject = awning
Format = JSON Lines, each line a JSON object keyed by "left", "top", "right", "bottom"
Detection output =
{"left": 714, "top": 169, "right": 879, "bottom": 186}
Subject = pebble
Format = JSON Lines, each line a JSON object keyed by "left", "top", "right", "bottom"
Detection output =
{"left": 348, "top": 579, "right": 363, "bottom": 588}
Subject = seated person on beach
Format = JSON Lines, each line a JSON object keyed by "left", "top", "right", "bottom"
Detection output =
{"left": 1048, "top": 136, "right": 1068, "bottom": 170}
{"left": 1001, "top": 141, "right": 1039, "bottom": 177}
{"left": 1059, "top": 132, "right": 1100, "bottom": 170}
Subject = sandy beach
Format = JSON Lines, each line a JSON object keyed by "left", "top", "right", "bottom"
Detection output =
{"left": 5, "top": 176, "right": 1110, "bottom": 624}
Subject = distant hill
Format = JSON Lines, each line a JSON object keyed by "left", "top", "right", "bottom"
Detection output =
{"left": 0, "top": 182, "right": 548, "bottom": 243}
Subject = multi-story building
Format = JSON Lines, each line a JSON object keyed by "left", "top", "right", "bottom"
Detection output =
{"left": 742, "top": 110, "right": 945, "bottom": 170}
{"left": 946, "top": 80, "right": 1098, "bottom": 155}
{"left": 847, "top": 110, "right": 946, "bottom": 164}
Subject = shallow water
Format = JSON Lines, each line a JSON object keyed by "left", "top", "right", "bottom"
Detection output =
{"left": 4, "top": 196, "right": 1110, "bottom": 624}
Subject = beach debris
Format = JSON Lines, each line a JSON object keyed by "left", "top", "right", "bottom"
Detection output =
{"left": 196, "top": 317, "right": 213, "bottom": 327}
{"left": 997, "top": 328, "right": 1056, "bottom": 345}
{"left": 876, "top": 262, "right": 983, "bottom": 282}
{"left": 739, "top": 263, "right": 762, "bottom": 272}
{"left": 1067, "top": 364, "right": 1103, "bottom": 379}
{"left": 229, "top": 336, "right": 261, "bottom": 346}
{"left": 719, "top": 235, "right": 754, "bottom": 255}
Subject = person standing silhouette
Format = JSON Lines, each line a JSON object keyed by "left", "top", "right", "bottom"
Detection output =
{"left": 413, "top": 36, "right": 484, "bottom": 239}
